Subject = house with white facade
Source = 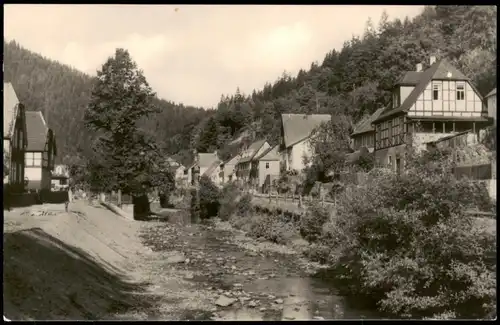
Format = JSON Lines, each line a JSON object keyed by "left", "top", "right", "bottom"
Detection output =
{"left": 279, "top": 113, "right": 331, "bottom": 172}
{"left": 252, "top": 144, "right": 280, "bottom": 192}
{"left": 235, "top": 139, "right": 270, "bottom": 185}
{"left": 202, "top": 159, "right": 223, "bottom": 187}
{"left": 372, "top": 56, "right": 490, "bottom": 173}
{"left": 187, "top": 152, "right": 219, "bottom": 185}
{"left": 24, "top": 111, "right": 57, "bottom": 191}
{"left": 51, "top": 164, "right": 70, "bottom": 190}
{"left": 221, "top": 154, "right": 240, "bottom": 183}
{"left": 166, "top": 157, "right": 187, "bottom": 187}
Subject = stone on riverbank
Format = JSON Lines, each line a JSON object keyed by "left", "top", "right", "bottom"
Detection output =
{"left": 215, "top": 295, "right": 237, "bottom": 307}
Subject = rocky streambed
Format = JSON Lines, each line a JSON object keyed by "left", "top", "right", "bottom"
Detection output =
{"left": 138, "top": 214, "right": 381, "bottom": 321}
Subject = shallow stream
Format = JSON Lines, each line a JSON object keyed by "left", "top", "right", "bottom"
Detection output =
{"left": 140, "top": 210, "right": 382, "bottom": 320}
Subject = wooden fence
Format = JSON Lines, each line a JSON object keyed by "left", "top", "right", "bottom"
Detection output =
{"left": 252, "top": 191, "right": 336, "bottom": 210}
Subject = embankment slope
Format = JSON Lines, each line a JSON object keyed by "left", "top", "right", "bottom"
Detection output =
{"left": 3, "top": 201, "right": 154, "bottom": 320}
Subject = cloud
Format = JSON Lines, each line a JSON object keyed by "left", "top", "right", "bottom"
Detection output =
{"left": 59, "top": 33, "right": 175, "bottom": 74}
{"left": 4, "top": 5, "right": 424, "bottom": 108}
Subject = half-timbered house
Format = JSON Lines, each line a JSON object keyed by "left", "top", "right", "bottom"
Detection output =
{"left": 372, "top": 56, "right": 491, "bottom": 173}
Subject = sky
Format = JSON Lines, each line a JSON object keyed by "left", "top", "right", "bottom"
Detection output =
{"left": 4, "top": 5, "right": 424, "bottom": 108}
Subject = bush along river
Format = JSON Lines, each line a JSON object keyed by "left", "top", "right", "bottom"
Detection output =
{"left": 138, "top": 210, "right": 384, "bottom": 321}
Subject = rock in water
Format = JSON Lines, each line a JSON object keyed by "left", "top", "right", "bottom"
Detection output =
{"left": 165, "top": 251, "right": 186, "bottom": 264}
{"left": 215, "top": 295, "right": 237, "bottom": 307}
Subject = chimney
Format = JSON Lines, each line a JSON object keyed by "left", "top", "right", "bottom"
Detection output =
{"left": 416, "top": 63, "right": 423, "bottom": 72}
{"left": 430, "top": 56, "right": 436, "bottom": 65}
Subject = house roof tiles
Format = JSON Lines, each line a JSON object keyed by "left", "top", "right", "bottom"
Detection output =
{"left": 255, "top": 145, "right": 280, "bottom": 161}
{"left": 351, "top": 107, "right": 386, "bottom": 136}
{"left": 26, "top": 111, "right": 49, "bottom": 151}
{"left": 281, "top": 113, "right": 331, "bottom": 148}
{"left": 198, "top": 152, "right": 219, "bottom": 169}
{"left": 237, "top": 139, "right": 267, "bottom": 163}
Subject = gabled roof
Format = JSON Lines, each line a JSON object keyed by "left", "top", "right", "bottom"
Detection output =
{"left": 255, "top": 145, "right": 280, "bottom": 161}
{"left": 238, "top": 139, "right": 267, "bottom": 164}
{"left": 351, "top": 107, "right": 386, "bottom": 136}
{"left": 375, "top": 59, "right": 475, "bottom": 123}
{"left": 486, "top": 87, "right": 496, "bottom": 98}
{"left": 198, "top": 152, "right": 219, "bottom": 169}
{"left": 26, "top": 111, "right": 49, "bottom": 151}
{"left": 396, "top": 71, "right": 423, "bottom": 86}
{"left": 281, "top": 114, "right": 331, "bottom": 148}
{"left": 224, "top": 155, "right": 240, "bottom": 166}
{"left": 3, "top": 82, "right": 20, "bottom": 138}
{"left": 202, "top": 159, "right": 221, "bottom": 177}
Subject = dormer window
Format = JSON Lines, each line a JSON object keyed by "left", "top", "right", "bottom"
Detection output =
{"left": 433, "top": 83, "right": 441, "bottom": 100}
{"left": 456, "top": 83, "right": 465, "bottom": 100}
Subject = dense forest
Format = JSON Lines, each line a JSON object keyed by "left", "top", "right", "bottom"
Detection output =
{"left": 3, "top": 5, "right": 497, "bottom": 165}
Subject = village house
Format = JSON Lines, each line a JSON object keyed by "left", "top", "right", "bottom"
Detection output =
{"left": 24, "top": 111, "right": 57, "bottom": 191}
{"left": 221, "top": 154, "right": 240, "bottom": 183}
{"left": 202, "top": 158, "right": 223, "bottom": 187}
{"left": 485, "top": 87, "right": 496, "bottom": 126}
{"left": 372, "top": 56, "right": 490, "bottom": 173}
{"left": 3, "top": 82, "right": 28, "bottom": 192}
{"left": 251, "top": 144, "right": 280, "bottom": 192}
{"left": 187, "top": 152, "right": 219, "bottom": 185}
{"left": 279, "top": 113, "right": 331, "bottom": 172}
{"left": 166, "top": 157, "right": 187, "bottom": 187}
{"left": 235, "top": 139, "right": 270, "bottom": 185}
{"left": 351, "top": 107, "right": 385, "bottom": 153}
{"left": 51, "top": 164, "right": 70, "bottom": 191}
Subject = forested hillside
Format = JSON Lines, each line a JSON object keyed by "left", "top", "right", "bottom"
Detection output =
{"left": 3, "top": 6, "right": 497, "bottom": 165}
{"left": 3, "top": 40, "right": 212, "bottom": 166}
{"left": 194, "top": 5, "right": 497, "bottom": 161}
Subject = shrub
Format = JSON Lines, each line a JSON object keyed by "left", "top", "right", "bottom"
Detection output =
{"left": 218, "top": 182, "right": 242, "bottom": 221}
{"left": 320, "top": 148, "right": 496, "bottom": 319}
{"left": 248, "top": 213, "right": 298, "bottom": 245}
{"left": 299, "top": 203, "right": 330, "bottom": 243}
{"left": 198, "top": 175, "right": 221, "bottom": 219}
{"left": 236, "top": 192, "right": 253, "bottom": 217}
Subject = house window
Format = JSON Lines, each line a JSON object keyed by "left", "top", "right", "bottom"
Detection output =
{"left": 25, "top": 152, "right": 42, "bottom": 167}
{"left": 265, "top": 162, "right": 269, "bottom": 169}
{"left": 456, "top": 83, "right": 465, "bottom": 100}
{"left": 433, "top": 84, "right": 440, "bottom": 100}
{"left": 388, "top": 155, "right": 392, "bottom": 166}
